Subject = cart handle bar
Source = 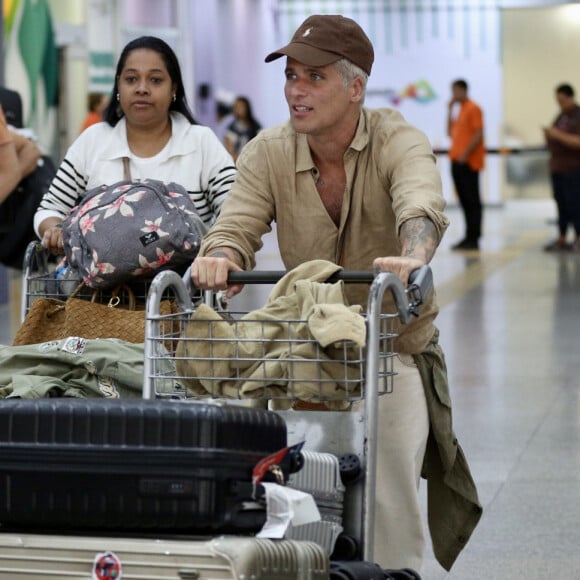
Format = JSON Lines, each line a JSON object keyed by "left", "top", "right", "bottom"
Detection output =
{"left": 145, "top": 265, "right": 432, "bottom": 324}
{"left": 226, "top": 265, "right": 432, "bottom": 321}
{"left": 227, "top": 270, "right": 374, "bottom": 284}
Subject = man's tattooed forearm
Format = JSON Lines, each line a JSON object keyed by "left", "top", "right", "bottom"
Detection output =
{"left": 400, "top": 217, "right": 438, "bottom": 261}
{"left": 208, "top": 247, "right": 244, "bottom": 267}
{"left": 208, "top": 251, "right": 230, "bottom": 259}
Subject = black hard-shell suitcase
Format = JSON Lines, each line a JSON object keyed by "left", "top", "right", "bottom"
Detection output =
{"left": 0, "top": 398, "right": 288, "bottom": 534}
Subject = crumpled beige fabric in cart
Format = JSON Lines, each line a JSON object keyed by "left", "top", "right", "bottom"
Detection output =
{"left": 175, "top": 260, "right": 366, "bottom": 407}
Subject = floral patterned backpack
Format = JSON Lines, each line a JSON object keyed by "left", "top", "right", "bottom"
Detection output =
{"left": 62, "top": 174, "right": 207, "bottom": 290}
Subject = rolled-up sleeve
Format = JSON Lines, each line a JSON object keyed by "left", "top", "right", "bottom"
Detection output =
{"left": 199, "top": 136, "right": 276, "bottom": 270}
{"left": 384, "top": 121, "right": 449, "bottom": 242}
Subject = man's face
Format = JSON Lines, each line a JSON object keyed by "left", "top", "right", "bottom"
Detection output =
{"left": 556, "top": 92, "right": 574, "bottom": 113}
{"left": 452, "top": 84, "right": 466, "bottom": 102}
{"left": 283, "top": 57, "right": 358, "bottom": 136}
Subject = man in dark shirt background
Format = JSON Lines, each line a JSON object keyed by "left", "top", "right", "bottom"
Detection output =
{"left": 543, "top": 83, "right": 580, "bottom": 252}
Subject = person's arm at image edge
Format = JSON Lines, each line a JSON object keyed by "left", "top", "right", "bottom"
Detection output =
{"left": 0, "top": 139, "right": 22, "bottom": 204}
{"left": 12, "top": 131, "right": 42, "bottom": 177}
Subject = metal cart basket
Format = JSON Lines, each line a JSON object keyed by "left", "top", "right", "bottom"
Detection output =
{"left": 143, "top": 266, "right": 432, "bottom": 563}
{"left": 20, "top": 240, "right": 197, "bottom": 324}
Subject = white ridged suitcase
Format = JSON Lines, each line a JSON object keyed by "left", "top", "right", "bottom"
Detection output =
{"left": 286, "top": 451, "right": 346, "bottom": 555}
{"left": 0, "top": 533, "right": 329, "bottom": 579}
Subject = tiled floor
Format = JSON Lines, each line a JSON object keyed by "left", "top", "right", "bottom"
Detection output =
{"left": 1, "top": 199, "right": 579, "bottom": 578}
{"left": 422, "top": 201, "right": 580, "bottom": 579}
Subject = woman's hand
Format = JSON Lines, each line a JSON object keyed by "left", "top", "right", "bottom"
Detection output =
{"left": 40, "top": 218, "right": 64, "bottom": 254}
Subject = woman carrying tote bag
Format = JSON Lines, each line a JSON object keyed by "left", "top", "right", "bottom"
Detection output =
{"left": 35, "top": 36, "right": 236, "bottom": 258}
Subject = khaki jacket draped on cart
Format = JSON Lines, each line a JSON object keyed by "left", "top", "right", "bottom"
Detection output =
{"left": 414, "top": 331, "right": 483, "bottom": 570}
{"left": 176, "top": 260, "right": 364, "bottom": 408}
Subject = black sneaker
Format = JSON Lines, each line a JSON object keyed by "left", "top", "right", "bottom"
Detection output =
{"left": 543, "top": 239, "right": 572, "bottom": 252}
{"left": 452, "top": 239, "right": 479, "bottom": 251}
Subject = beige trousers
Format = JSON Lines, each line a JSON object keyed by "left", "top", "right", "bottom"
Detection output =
{"left": 354, "top": 353, "right": 429, "bottom": 572}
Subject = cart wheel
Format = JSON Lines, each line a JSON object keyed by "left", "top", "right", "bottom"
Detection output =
{"left": 399, "top": 570, "right": 421, "bottom": 580}
{"left": 338, "top": 453, "right": 362, "bottom": 484}
{"left": 384, "top": 570, "right": 422, "bottom": 579}
{"left": 331, "top": 533, "right": 360, "bottom": 561}
{"left": 290, "top": 450, "right": 305, "bottom": 473}
{"left": 329, "top": 560, "right": 385, "bottom": 579}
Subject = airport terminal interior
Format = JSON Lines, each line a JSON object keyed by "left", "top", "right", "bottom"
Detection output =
{"left": 1, "top": 0, "right": 580, "bottom": 578}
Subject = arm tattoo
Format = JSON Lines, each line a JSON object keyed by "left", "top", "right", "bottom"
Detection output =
{"left": 208, "top": 251, "right": 230, "bottom": 259}
{"left": 207, "top": 247, "right": 244, "bottom": 267}
{"left": 400, "top": 217, "right": 438, "bottom": 263}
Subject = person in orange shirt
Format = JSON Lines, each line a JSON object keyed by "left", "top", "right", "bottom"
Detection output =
{"left": 447, "top": 79, "right": 485, "bottom": 250}
{"left": 79, "top": 92, "right": 109, "bottom": 133}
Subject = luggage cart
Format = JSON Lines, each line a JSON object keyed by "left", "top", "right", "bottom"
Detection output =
{"left": 144, "top": 266, "right": 432, "bottom": 564}
{"left": 20, "top": 240, "right": 201, "bottom": 324}
{"left": 20, "top": 241, "right": 71, "bottom": 323}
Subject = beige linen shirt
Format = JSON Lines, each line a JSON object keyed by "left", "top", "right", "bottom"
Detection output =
{"left": 200, "top": 107, "right": 449, "bottom": 353}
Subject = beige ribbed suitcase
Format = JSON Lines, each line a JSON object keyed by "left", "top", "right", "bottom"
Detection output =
{"left": 0, "top": 533, "right": 329, "bottom": 579}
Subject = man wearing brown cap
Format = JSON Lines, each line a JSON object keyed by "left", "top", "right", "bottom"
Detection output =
{"left": 192, "top": 14, "right": 481, "bottom": 573}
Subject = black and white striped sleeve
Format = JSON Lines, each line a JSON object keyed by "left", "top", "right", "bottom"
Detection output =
{"left": 207, "top": 164, "right": 236, "bottom": 217}
{"left": 37, "top": 157, "right": 89, "bottom": 217}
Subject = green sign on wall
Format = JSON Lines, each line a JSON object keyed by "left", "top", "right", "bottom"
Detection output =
{"left": 89, "top": 51, "right": 115, "bottom": 92}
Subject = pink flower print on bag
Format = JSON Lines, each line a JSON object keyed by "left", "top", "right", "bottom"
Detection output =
{"left": 103, "top": 189, "right": 146, "bottom": 219}
{"left": 62, "top": 179, "right": 207, "bottom": 289}
{"left": 141, "top": 217, "right": 169, "bottom": 239}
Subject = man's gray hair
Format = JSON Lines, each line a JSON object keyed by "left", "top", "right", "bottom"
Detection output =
{"left": 334, "top": 58, "right": 368, "bottom": 103}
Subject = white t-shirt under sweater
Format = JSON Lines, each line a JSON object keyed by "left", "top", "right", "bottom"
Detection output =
{"left": 34, "top": 112, "right": 236, "bottom": 237}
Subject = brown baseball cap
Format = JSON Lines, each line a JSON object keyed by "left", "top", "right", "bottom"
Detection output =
{"left": 265, "top": 14, "right": 374, "bottom": 76}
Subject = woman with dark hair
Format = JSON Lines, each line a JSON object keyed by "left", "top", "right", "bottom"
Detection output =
{"left": 36, "top": 36, "right": 236, "bottom": 255}
{"left": 224, "top": 96, "right": 262, "bottom": 162}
